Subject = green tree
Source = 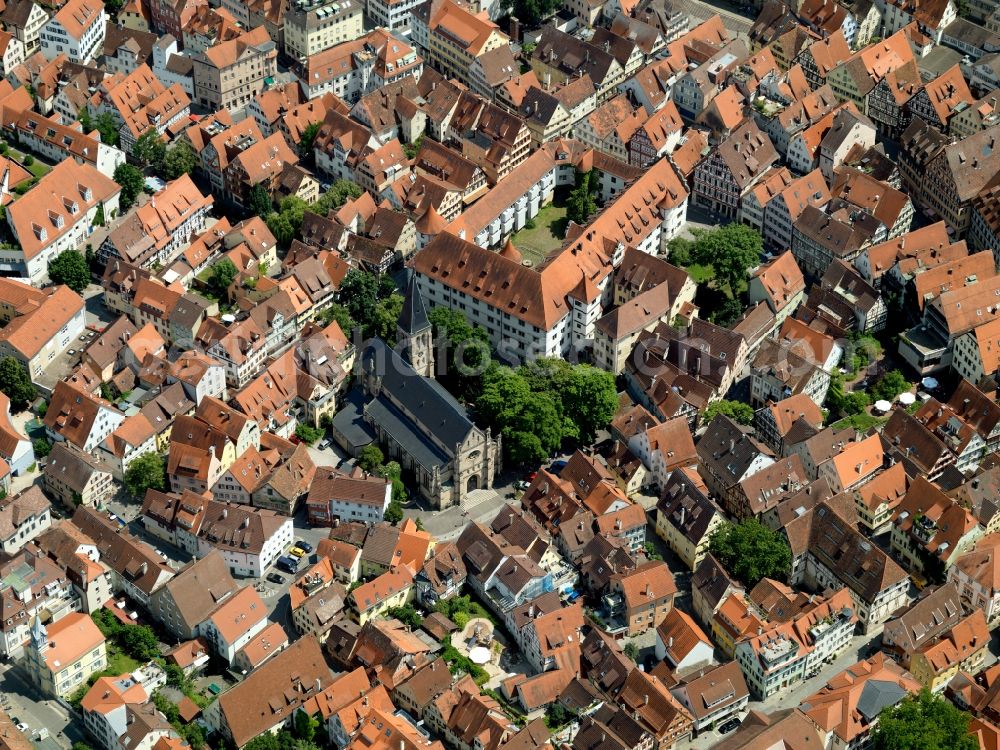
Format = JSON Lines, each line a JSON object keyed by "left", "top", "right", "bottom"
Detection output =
{"left": 295, "top": 423, "right": 323, "bottom": 444}
{"left": 48, "top": 250, "right": 90, "bottom": 292}
{"left": 690, "top": 224, "right": 763, "bottom": 295}
{"left": 293, "top": 710, "right": 320, "bottom": 742}
{"left": 566, "top": 168, "right": 598, "bottom": 225}
{"left": 339, "top": 269, "right": 379, "bottom": 327}
{"left": 387, "top": 604, "right": 422, "bottom": 629}
{"left": 870, "top": 369, "right": 910, "bottom": 402}
{"left": 643, "top": 541, "right": 662, "bottom": 561}
{"left": 210, "top": 259, "right": 238, "bottom": 296}
{"left": 702, "top": 400, "right": 755, "bottom": 426}
{"left": 312, "top": 179, "right": 364, "bottom": 216}
{"left": 114, "top": 163, "right": 144, "bottom": 211}
{"left": 562, "top": 364, "right": 617, "bottom": 443}
{"left": 871, "top": 689, "right": 978, "bottom": 750}
{"left": 709, "top": 519, "right": 791, "bottom": 588}
{"left": 319, "top": 303, "right": 355, "bottom": 334}
{"left": 358, "top": 444, "right": 384, "bottom": 473}
{"left": 402, "top": 133, "right": 425, "bottom": 159}
{"left": 72, "top": 742, "right": 95, "bottom": 750}
{"left": 248, "top": 182, "right": 273, "bottom": 217}
{"left": 162, "top": 140, "right": 198, "bottom": 180}
{"left": 477, "top": 367, "right": 562, "bottom": 465}
{"left": 428, "top": 307, "right": 492, "bottom": 398}
{"left": 0, "top": 356, "right": 35, "bottom": 411}
{"left": 544, "top": 703, "right": 574, "bottom": 730}
{"left": 124, "top": 452, "right": 166, "bottom": 498}
{"left": 96, "top": 112, "right": 120, "bottom": 147}
{"left": 118, "top": 622, "right": 160, "bottom": 659}
{"left": 623, "top": 642, "right": 639, "bottom": 660}
{"left": 133, "top": 129, "right": 166, "bottom": 171}
{"left": 33, "top": 438, "right": 51, "bottom": 458}
{"left": 377, "top": 460, "right": 407, "bottom": 505}
{"left": 372, "top": 293, "right": 405, "bottom": 343}
{"left": 266, "top": 196, "right": 309, "bottom": 247}
{"left": 79, "top": 108, "right": 94, "bottom": 133}
{"left": 297, "top": 122, "right": 322, "bottom": 158}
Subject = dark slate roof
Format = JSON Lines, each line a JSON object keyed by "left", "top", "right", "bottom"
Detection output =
{"left": 360, "top": 338, "right": 475, "bottom": 454}
{"left": 855, "top": 680, "right": 908, "bottom": 722}
{"left": 331, "top": 387, "right": 377, "bottom": 451}
{"left": 365, "top": 395, "right": 450, "bottom": 470}
{"left": 398, "top": 273, "right": 430, "bottom": 336}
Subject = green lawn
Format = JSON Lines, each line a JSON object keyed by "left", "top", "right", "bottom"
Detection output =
{"left": 685, "top": 263, "right": 715, "bottom": 284}
{"left": 831, "top": 412, "right": 889, "bottom": 432}
{"left": 26, "top": 161, "right": 49, "bottom": 178}
{"left": 106, "top": 645, "right": 141, "bottom": 675}
{"left": 510, "top": 203, "right": 568, "bottom": 266}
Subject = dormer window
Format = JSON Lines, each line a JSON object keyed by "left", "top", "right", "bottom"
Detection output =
{"left": 78, "top": 183, "right": 92, "bottom": 201}
{"left": 63, "top": 197, "right": 79, "bottom": 215}
{"left": 32, "top": 223, "right": 46, "bottom": 242}
{"left": 48, "top": 209, "right": 64, "bottom": 229}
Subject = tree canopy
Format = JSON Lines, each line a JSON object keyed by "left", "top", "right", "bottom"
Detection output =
{"left": 476, "top": 359, "right": 616, "bottom": 465}
{"left": 0, "top": 357, "right": 35, "bottom": 411}
{"left": 566, "top": 168, "right": 598, "bottom": 226}
{"left": 95, "top": 112, "right": 120, "bottom": 147}
{"left": 337, "top": 269, "right": 401, "bottom": 340}
{"left": 870, "top": 369, "right": 910, "bottom": 402}
{"left": 428, "top": 307, "right": 491, "bottom": 398}
{"left": 312, "top": 180, "right": 363, "bottom": 216}
{"left": 48, "top": 250, "right": 90, "bottom": 292}
{"left": 114, "top": 163, "right": 144, "bottom": 212}
{"left": 358, "top": 445, "right": 384, "bottom": 473}
{"left": 709, "top": 519, "right": 791, "bottom": 588}
{"left": 871, "top": 689, "right": 978, "bottom": 750}
{"left": 689, "top": 225, "right": 762, "bottom": 294}
{"left": 702, "top": 400, "right": 754, "bottom": 426}
{"left": 502, "top": 0, "right": 559, "bottom": 27}
{"left": 266, "top": 196, "right": 309, "bottom": 247}
{"left": 162, "top": 140, "right": 198, "bottom": 180}
{"left": 133, "top": 129, "right": 166, "bottom": 171}
{"left": 210, "top": 259, "right": 238, "bottom": 296}
{"left": 297, "top": 122, "right": 322, "bottom": 158}
{"left": 124, "top": 452, "right": 166, "bottom": 498}
{"left": 248, "top": 182, "right": 273, "bottom": 217}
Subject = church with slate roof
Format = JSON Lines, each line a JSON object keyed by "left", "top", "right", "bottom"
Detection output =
{"left": 356, "top": 276, "right": 500, "bottom": 508}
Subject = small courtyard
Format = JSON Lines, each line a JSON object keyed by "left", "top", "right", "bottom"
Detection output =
{"left": 509, "top": 193, "right": 569, "bottom": 266}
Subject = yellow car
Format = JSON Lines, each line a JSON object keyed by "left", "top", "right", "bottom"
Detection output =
{"left": 289, "top": 546, "right": 306, "bottom": 558}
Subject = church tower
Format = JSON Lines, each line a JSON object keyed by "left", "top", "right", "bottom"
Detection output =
{"left": 398, "top": 273, "right": 434, "bottom": 377}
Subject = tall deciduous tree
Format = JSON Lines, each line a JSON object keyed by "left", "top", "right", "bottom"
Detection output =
{"left": 708, "top": 519, "right": 791, "bottom": 587}
{"left": 871, "top": 689, "right": 978, "bottom": 750}
{"left": 133, "top": 129, "right": 166, "bottom": 171}
{"left": 702, "top": 400, "right": 754, "bottom": 426}
{"left": 689, "top": 224, "right": 763, "bottom": 294}
{"left": 48, "top": 250, "right": 90, "bottom": 292}
{"left": 0, "top": 357, "right": 35, "bottom": 411}
{"left": 210, "top": 258, "right": 238, "bottom": 296}
{"left": 114, "top": 163, "right": 144, "bottom": 211}
{"left": 162, "top": 141, "right": 198, "bottom": 179}
{"left": 248, "top": 182, "right": 273, "bottom": 217}
{"left": 124, "top": 452, "right": 166, "bottom": 498}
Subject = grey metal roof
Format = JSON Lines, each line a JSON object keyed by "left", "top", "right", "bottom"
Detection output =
{"left": 331, "top": 387, "right": 377, "bottom": 451}
{"left": 856, "top": 680, "right": 907, "bottom": 722}
{"left": 365, "top": 395, "right": 450, "bottom": 471}
{"left": 360, "top": 337, "right": 475, "bottom": 449}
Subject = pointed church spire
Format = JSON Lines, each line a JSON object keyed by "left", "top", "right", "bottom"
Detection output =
{"left": 397, "top": 271, "right": 434, "bottom": 377}
{"left": 398, "top": 272, "right": 430, "bottom": 336}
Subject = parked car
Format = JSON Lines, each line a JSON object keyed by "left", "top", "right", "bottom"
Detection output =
{"left": 267, "top": 572, "right": 285, "bottom": 585}
{"left": 11, "top": 719, "right": 27, "bottom": 733}
{"left": 317, "top": 439, "right": 332, "bottom": 450}
{"left": 289, "top": 546, "right": 306, "bottom": 558}
{"left": 276, "top": 556, "right": 298, "bottom": 574}
{"left": 718, "top": 719, "right": 740, "bottom": 734}
{"left": 514, "top": 480, "right": 529, "bottom": 490}
{"left": 297, "top": 540, "right": 313, "bottom": 553}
